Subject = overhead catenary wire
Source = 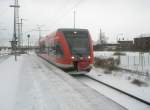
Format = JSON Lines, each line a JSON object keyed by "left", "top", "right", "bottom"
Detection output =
{"left": 13, "top": 0, "right": 84, "bottom": 40}
{"left": 7, "top": 0, "right": 85, "bottom": 46}
{"left": 47, "top": 0, "right": 84, "bottom": 30}
{"left": 47, "top": 0, "right": 70, "bottom": 22}
{"left": 50, "top": 0, "right": 82, "bottom": 28}
{"left": 22, "top": 27, "right": 50, "bottom": 42}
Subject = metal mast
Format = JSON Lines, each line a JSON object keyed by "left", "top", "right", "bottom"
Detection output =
{"left": 100, "top": 28, "right": 102, "bottom": 44}
{"left": 10, "top": 0, "right": 20, "bottom": 61}
{"left": 16, "top": 0, "right": 20, "bottom": 48}
{"left": 74, "top": 10, "right": 76, "bottom": 29}
{"left": 19, "top": 18, "right": 25, "bottom": 47}
{"left": 20, "top": 18, "right": 23, "bottom": 47}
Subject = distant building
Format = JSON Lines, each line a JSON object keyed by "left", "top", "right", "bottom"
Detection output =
{"left": 134, "top": 36, "right": 150, "bottom": 51}
{"left": 117, "top": 40, "right": 134, "bottom": 50}
{"left": 93, "top": 42, "right": 134, "bottom": 51}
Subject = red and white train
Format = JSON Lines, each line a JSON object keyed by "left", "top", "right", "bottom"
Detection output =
{"left": 38, "top": 28, "right": 94, "bottom": 71}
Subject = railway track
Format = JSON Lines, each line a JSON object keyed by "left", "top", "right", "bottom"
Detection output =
{"left": 72, "top": 73, "right": 150, "bottom": 107}
{"left": 36, "top": 55, "right": 150, "bottom": 107}
{"left": 36, "top": 55, "right": 150, "bottom": 109}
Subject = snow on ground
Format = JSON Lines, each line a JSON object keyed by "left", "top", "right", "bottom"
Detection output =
{"left": 0, "top": 56, "right": 23, "bottom": 110}
{"left": 0, "top": 54, "right": 126, "bottom": 110}
{"left": 77, "top": 75, "right": 150, "bottom": 110}
{"left": 1, "top": 51, "right": 149, "bottom": 110}
{"left": 93, "top": 51, "right": 150, "bottom": 103}
{"left": 0, "top": 55, "right": 10, "bottom": 63}
{"left": 88, "top": 67, "right": 150, "bottom": 104}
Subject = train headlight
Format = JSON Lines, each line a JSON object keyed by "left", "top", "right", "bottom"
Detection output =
{"left": 88, "top": 56, "right": 91, "bottom": 59}
{"left": 71, "top": 56, "right": 75, "bottom": 59}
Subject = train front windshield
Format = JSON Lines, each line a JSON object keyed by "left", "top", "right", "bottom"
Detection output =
{"left": 63, "top": 31, "right": 90, "bottom": 56}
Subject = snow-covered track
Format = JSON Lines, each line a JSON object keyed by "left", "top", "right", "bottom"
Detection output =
{"left": 73, "top": 73, "right": 150, "bottom": 106}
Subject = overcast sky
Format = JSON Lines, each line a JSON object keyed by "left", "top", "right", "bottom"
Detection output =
{"left": 0, "top": 0, "right": 150, "bottom": 46}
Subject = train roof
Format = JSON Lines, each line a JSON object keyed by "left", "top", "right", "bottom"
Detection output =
{"left": 57, "top": 28, "right": 89, "bottom": 32}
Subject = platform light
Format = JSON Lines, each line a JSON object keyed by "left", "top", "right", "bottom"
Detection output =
{"left": 73, "top": 31, "right": 77, "bottom": 34}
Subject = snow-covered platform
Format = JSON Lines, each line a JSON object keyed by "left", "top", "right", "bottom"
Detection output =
{"left": 0, "top": 54, "right": 126, "bottom": 110}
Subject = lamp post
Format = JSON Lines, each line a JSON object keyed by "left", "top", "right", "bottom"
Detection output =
{"left": 20, "top": 18, "right": 26, "bottom": 47}
{"left": 27, "top": 34, "right": 30, "bottom": 54}
{"left": 36, "top": 24, "right": 45, "bottom": 41}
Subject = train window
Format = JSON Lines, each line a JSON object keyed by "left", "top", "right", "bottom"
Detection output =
{"left": 40, "top": 44, "right": 48, "bottom": 54}
{"left": 63, "top": 31, "right": 90, "bottom": 56}
{"left": 48, "top": 46, "right": 55, "bottom": 56}
{"left": 44, "top": 47, "right": 49, "bottom": 54}
{"left": 40, "top": 45, "right": 46, "bottom": 53}
{"left": 55, "top": 43, "right": 64, "bottom": 57}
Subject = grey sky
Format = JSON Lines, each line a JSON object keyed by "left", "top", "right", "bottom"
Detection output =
{"left": 0, "top": 0, "right": 150, "bottom": 46}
